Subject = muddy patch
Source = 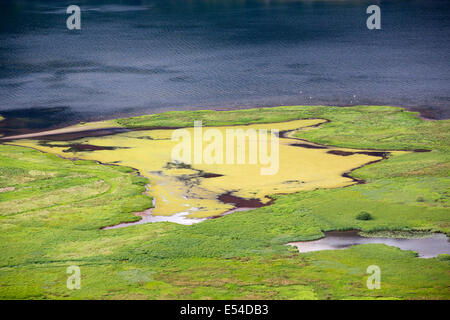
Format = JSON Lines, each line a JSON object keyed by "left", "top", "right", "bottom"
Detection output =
{"left": 218, "top": 192, "right": 270, "bottom": 208}
{"left": 34, "top": 141, "right": 129, "bottom": 153}
{"left": 289, "top": 143, "right": 327, "bottom": 149}
{"left": 327, "top": 150, "right": 354, "bottom": 156}
{"left": 327, "top": 150, "right": 390, "bottom": 158}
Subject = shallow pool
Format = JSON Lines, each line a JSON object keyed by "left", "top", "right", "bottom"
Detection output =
{"left": 288, "top": 230, "right": 450, "bottom": 258}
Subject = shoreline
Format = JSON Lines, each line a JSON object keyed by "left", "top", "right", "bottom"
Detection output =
{"left": 287, "top": 230, "right": 450, "bottom": 258}
{"left": 0, "top": 104, "right": 442, "bottom": 139}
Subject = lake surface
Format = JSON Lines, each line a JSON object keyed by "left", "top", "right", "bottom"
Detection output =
{"left": 0, "top": 0, "right": 449, "bottom": 133}
{"left": 288, "top": 230, "right": 450, "bottom": 258}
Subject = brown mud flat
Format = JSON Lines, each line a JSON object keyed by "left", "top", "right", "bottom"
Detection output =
{"left": 202, "top": 172, "right": 224, "bottom": 178}
{"left": 289, "top": 143, "right": 327, "bottom": 149}
{"left": 327, "top": 150, "right": 390, "bottom": 158}
{"left": 209, "top": 192, "right": 274, "bottom": 221}
{"left": 218, "top": 192, "right": 271, "bottom": 208}
{"left": 327, "top": 150, "right": 354, "bottom": 156}
{"left": 37, "top": 142, "right": 129, "bottom": 153}
{"left": 61, "top": 144, "right": 125, "bottom": 152}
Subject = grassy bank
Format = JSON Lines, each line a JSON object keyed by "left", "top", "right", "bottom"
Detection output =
{"left": 0, "top": 105, "right": 449, "bottom": 299}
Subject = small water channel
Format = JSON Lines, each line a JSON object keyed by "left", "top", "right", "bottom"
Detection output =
{"left": 288, "top": 230, "right": 450, "bottom": 258}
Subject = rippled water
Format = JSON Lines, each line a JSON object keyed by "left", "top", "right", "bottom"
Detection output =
{"left": 0, "top": 0, "right": 449, "bottom": 126}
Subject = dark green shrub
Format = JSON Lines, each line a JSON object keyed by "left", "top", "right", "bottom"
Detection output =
{"left": 437, "top": 254, "right": 450, "bottom": 261}
{"left": 356, "top": 211, "right": 373, "bottom": 221}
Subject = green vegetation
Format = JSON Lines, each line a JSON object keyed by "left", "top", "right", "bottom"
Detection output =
{"left": 0, "top": 106, "right": 449, "bottom": 299}
{"left": 114, "top": 105, "right": 448, "bottom": 150}
{"left": 356, "top": 212, "right": 373, "bottom": 221}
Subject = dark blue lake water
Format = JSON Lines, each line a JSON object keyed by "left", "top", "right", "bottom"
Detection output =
{"left": 0, "top": 0, "right": 449, "bottom": 132}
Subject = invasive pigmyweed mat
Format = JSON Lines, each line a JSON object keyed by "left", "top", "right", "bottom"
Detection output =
{"left": 171, "top": 121, "right": 280, "bottom": 176}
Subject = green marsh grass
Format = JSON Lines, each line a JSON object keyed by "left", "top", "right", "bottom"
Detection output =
{"left": 0, "top": 106, "right": 449, "bottom": 299}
